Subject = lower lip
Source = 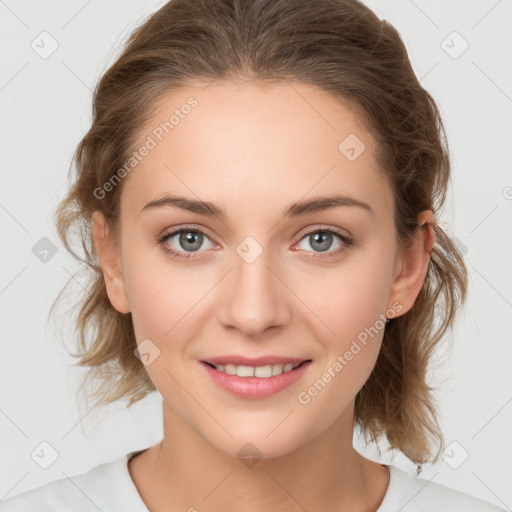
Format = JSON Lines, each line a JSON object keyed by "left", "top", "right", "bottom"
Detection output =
{"left": 200, "top": 361, "right": 312, "bottom": 399}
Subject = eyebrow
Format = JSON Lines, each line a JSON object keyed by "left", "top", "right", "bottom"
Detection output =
{"left": 140, "top": 193, "right": 374, "bottom": 218}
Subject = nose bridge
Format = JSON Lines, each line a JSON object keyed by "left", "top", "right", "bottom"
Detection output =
{"left": 218, "top": 242, "right": 290, "bottom": 336}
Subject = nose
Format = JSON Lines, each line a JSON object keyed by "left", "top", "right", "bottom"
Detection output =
{"left": 218, "top": 249, "right": 291, "bottom": 338}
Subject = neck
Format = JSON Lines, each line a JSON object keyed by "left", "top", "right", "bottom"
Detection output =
{"left": 128, "top": 401, "right": 389, "bottom": 512}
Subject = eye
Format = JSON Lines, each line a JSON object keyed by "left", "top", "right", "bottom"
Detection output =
{"left": 158, "top": 225, "right": 214, "bottom": 261}
{"left": 157, "top": 224, "right": 354, "bottom": 262}
{"left": 293, "top": 226, "right": 353, "bottom": 260}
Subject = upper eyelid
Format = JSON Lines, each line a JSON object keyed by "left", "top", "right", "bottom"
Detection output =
{"left": 162, "top": 224, "right": 216, "bottom": 243}
{"left": 295, "top": 224, "right": 351, "bottom": 240}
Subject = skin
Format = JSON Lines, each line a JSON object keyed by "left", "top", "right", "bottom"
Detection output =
{"left": 92, "top": 80, "right": 435, "bottom": 512}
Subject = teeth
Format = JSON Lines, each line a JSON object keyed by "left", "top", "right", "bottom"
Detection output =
{"left": 213, "top": 362, "right": 301, "bottom": 378}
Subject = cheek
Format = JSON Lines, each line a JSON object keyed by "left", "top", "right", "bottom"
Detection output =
{"left": 293, "top": 244, "right": 393, "bottom": 380}
{"left": 123, "top": 259, "right": 207, "bottom": 397}
{"left": 292, "top": 256, "right": 390, "bottom": 426}
{"left": 303, "top": 254, "right": 391, "bottom": 336}
{"left": 123, "top": 244, "right": 217, "bottom": 347}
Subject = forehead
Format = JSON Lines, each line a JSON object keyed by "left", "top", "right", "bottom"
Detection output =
{"left": 121, "top": 81, "right": 393, "bottom": 221}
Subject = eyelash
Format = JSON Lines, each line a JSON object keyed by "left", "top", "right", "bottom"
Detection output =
{"left": 157, "top": 224, "right": 354, "bottom": 262}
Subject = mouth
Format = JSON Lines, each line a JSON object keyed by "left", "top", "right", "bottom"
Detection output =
{"left": 199, "top": 356, "right": 313, "bottom": 399}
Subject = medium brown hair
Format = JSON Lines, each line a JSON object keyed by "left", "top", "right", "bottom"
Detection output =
{"left": 51, "top": 0, "right": 467, "bottom": 470}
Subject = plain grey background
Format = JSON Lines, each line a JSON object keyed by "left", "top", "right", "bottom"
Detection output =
{"left": 1, "top": 0, "right": 511, "bottom": 508}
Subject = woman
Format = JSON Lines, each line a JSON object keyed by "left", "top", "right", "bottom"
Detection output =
{"left": 1, "top": 0, "right": 507, "bottom": 510}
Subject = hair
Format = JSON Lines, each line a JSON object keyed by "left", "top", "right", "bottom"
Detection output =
{"left": 51, "top": 0, "right": 468, "bottom": 471}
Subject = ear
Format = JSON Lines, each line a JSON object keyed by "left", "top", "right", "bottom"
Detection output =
{"left": 386, "top": 210, "right": 435, "bottom": 317}
{"left": 91, "top": 210, "right": 131, "bottom": 314}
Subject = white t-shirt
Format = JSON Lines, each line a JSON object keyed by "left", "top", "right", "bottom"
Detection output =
{"left": 0, "top": 449, "right": 508, "bottom": 511}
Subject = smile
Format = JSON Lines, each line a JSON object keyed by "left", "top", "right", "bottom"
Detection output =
{"left": 200, "top": 359, "right": 312, "bottom": 399}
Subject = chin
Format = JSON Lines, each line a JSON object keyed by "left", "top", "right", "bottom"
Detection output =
{"left": 201, "top": 420, "right": 312, "bottom": 462}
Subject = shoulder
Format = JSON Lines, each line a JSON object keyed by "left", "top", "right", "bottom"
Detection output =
{"left": 0, "top": 451, "right": 149, "bottom": 512}
{"left": 380, "top": 464, "right": 509, "bottom": 512}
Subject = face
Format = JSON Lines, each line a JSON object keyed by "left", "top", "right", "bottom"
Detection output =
{"left": 93, "top": 81, "right": 431, "bottom": 459}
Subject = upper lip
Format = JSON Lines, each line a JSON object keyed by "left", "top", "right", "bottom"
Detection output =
{"left": 202, "top": 355, "right": 311, "bottom": 367}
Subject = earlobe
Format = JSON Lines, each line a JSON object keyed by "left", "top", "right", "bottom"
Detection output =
{"left": 91, "top": 210, "right": 131, "bottom": 314}
{"left": 387, "top": 210, "right": 435, "bottom": 317}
